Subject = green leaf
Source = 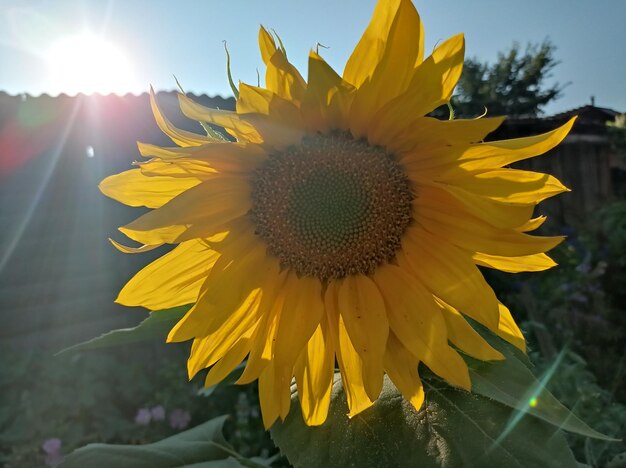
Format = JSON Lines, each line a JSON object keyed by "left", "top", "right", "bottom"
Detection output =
{"left": 465, "top": 327, "right": 617, "bottom": 441}
{"left": 606, "top": 452, "right": 626, "bottom": 468}
{"left": 271, "top": 375, "right": 580, "bottom": 468}
{"left": 178, "top": 459, "right": 244, "bottom": 468}
{"left": 61, "top": 415, "right": 253, "bottom": 468}
{"left": 56, "top": 306, "right": 190, "bottom": 355}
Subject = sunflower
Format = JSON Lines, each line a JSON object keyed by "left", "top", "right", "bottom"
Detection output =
{"left": 101, "top": 0, "right": 575, "bottom": 428}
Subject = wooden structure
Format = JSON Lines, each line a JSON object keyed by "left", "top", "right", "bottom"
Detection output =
{"left": 490, "top": 105, "right": 623, "bottom": 228}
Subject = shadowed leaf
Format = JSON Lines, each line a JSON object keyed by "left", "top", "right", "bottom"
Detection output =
{"left": 272, "top": 375, "right": 580, "bottom": 468}
{"left": 61, "top": 415, "right": 270, "bottom": 468}
{"left": 465, "top": 324, "right": 617, "bottom": 441}
{"left": 56, "top": 305, "right": 190, "bottom": 355}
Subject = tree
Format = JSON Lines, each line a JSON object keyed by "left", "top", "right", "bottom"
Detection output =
{"left": 453, "top": 40, "right": 566, "bottom": 118}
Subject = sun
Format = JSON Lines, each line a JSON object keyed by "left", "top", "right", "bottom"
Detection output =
{"left": 46, "top": 32, "right": 137, "bottom": 95}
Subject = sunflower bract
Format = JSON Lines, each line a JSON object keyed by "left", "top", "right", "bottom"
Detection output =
{"left": 100, "top": 0, "right": 575, "bottom": 428}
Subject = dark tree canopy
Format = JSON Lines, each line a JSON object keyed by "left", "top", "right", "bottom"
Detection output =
{"left": 453, "top": 40, "right": 566, "bottom": 118}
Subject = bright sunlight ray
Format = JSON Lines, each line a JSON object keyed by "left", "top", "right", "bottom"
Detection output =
{"left": 46, "top": 33, "right": 136, "bottom": 95}
{"left": 0, "top": 100, "right": 82, "bottom": 274}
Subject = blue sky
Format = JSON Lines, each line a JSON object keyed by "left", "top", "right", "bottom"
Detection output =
{"left": 1, "top": 0, "right": 625, "bottom": 115}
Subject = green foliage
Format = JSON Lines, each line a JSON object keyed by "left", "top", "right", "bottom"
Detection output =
{"left": 453, "top": 40, "right": 565, "bottom": 118}
{"left": 57, "top": 306, "right": 190, "bottom": 354}
{"left": 272, "top": 375, "right": 579, "bottom": 468}
{"left": 465, "top": 327, "right": 613, "bottom": 441}
{"left": 594, "top": 200, "right": 626, "bottom": 269}
{"left": 607, "top": 114, "right": 626, "bottom": 157}
{"left": 0, "top": 344, "right": 277, "bottom": 467}
{"left": 533, "top": 351, "right": 626, "bottom": 467}
{"left": 61, "top": 415, "right": 273, "bottom": 468}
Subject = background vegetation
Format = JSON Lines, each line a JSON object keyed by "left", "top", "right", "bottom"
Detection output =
{"left": 454, "top": 40, "right": 566, "bottom": 118}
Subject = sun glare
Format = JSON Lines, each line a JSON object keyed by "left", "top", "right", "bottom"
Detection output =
{"left": 46, "top": 33, "right": 137, "bottom": 95}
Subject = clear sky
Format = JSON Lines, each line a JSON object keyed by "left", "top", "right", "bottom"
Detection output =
{"left": 1, "top": 0, "right": 625, "bottom": 115}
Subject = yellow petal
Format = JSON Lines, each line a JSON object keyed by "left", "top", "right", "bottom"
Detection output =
{"left": 473, "top": 252, "right": 557, "bottom": 273}
{"left": 237, "top": 83, "right": 299, "bottom": 118}
{"left": 108, "top": 239, "right": 163, "bottom": 254}
{"left": 258, "top": 363, "right": 280, "bottom": 429}
{"left": 376, "top": 115, "right": 504, "bottom": 155}
{"left": 336, "top": 275, "right": 388, "bottom": 402}
{"left": 399, "top": 227, "right": 500, "bottom": 331}
{"left": 325, "top": 281, "right": 374, "bottom": 417}
{"left": 178, "top": 93, "right": 263, "bottom": 143}
{"left": 116, "top": 239, "right": 219, "bottom": 310}
{"left": 166, "top": 231, "right": 273, "bottom": 342}
{"left": 197, "top": 217, "right": 257, "bottom": 264}
{"left": 119, "top": 175, "right": 251, "bottom": 245}
{"left": 343, "top": 0, "right": 402, "bottom": 88}
{"left": 421, "top": 342, "right": 471, "bottom": 391}
{"left": 294, "top": 317, "right": 335, "bottom": 426}
{"left": 373, "top": 263, "right": 445, "bottom": 361}
{"left": 203, "top": 332, "right": 254, "bottom": 388}
{"left": 372, "top": 264, "right": 469, "bottom": 390}
{"left": 517, "top": 216, "right": 547, "bottom": 232}
{"left": 235, "top": 83, "right": 306, "bottom": 149}
{"left": 237, "top": 278, "right": 287, "bottom": 385}
{"left": 383, "top": 333, "right": 425, "bottom": 412}
{"left": 328, "top": 86, "right": 357, "bottom": 132}
{"left": 348, "top": 0, "right": 424, "bottom": 136}
{"left": 414, "top": 194, "right": 564, "bottom": 257}
{"left": 119, "top": 225, "right": 187, "bottom": 246}
{"left": 258, "top": 362, "right": 291, "bottom": 429}
{"left": 99, "top": 169, "right": 201, "bottom": 209}
{"left": 242, "top": 113, "right": 305, "bottom": 151}
{"left": 273, "top": 274, "right": 325, "bottom": 373}
{"left": 191, "top": 238, "right": 280, "bottom": 330}
{"left": 496, "top": 303, "right": 526, "bottom": 352}
{"left": 137, "top": 141, "right": 266, "bottom": 173}
{"left": 401, "top": 118, "right": 576, "bottom": 182}
{"left": 135, "top": 157, "right": 216, "bottom": 178}
{"left": 373, "top": 33, "right": 464, "bottom": 137}
{"left": 187, "top": 289, "right": 262, "bottom": 379}
{"left": 436, "top": 299, "right": 504, "bottom": 361}
{"left": 415, "top": 183, "right": 535, "bottom": 230}
{"left": 448, "top": 169, "right": 569, "bottom": 205}
{"left": 258, "top": 26, "right": 277, "bottom": 64}
{"left": 265, "top": 48, "right": 306, "bottom": 103}
{"left": 301, "top": 51, "right": 355, "bottom": 132}
{"left": 398, "top": 138, "right": 465, "bottom": 168}
{"left": 455, "top": 117, "right": 576, "bottom": 171}
{"left": 149, "top": 87, "right": 214, "bottom": 147}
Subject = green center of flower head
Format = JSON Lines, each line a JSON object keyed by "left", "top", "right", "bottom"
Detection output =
{"left": 250, "top": 132, "right": 414, "bottom": 281}
{"left": 290, "top": 171, "right": 369, "bottom": 246}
